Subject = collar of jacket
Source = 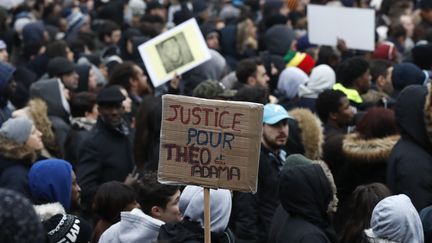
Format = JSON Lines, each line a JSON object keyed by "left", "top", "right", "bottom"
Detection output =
{"left": 333, "top": 83, "right": 363, "bottom": 104}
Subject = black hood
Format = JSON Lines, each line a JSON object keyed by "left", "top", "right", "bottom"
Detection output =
{"left": 395, "top": 85, "right": 432, "bottom": 151}
{"left": 279, "top": 164, "right": 332, "bottom": 229}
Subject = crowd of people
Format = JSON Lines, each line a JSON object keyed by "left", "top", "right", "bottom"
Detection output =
{"left": 1, "top": 0, "right": 432, "bottom": 242}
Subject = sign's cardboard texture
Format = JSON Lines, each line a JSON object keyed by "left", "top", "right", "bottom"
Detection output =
{"left": 158, "top": 95, "right": 263, "bottom": 193}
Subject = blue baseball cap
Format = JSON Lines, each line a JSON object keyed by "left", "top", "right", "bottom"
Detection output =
{"left": 263, "top": 104, "right": 290, "bottom": 125}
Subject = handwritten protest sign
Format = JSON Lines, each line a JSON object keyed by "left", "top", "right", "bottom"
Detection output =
{"left": 158, "top": 95, "right": 263, "bottom": 193}
{"left": 308, "top": 4, "right": 375, "bottom": 51}
{"left": 138, "top": 18, "right": 211, "bottom": 88}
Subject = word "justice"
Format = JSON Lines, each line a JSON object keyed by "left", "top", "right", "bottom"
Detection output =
{"left": 165, "top": 105, "right": 244, "bottom": 131}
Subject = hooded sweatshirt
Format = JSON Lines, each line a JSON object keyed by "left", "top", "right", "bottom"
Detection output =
{"left": 387, "top": 85, "right": 432, "bottom": 211}
{"left": 364, "top": 194, "right": 424, "bottom": 243}
{"left": 268, "top": 164, "right": 336, "bottom": 243}
{"left": 99, "top": 208, "right": 164, "bottom": 243}
{"left": 298, "top": 64, "right": 336, "bottom": 99}
{"left": 30, "top": 79, "right": 71, "bottom": 155}
{"left": 277, "top": 67, "right": 309, "bottom": 100}
{"left": 158, "top": 186, "right": 233, "bottom": 243}
{"left": 28, "top": 159, "right": 72, "bottom": 211}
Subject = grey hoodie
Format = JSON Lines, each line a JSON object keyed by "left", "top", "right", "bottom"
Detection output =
{"left": 180, "top": 185, "right": 232, "bottom": 234}
{"left": 364, "top": 194, "right": 424, "bottom": 243}
{"left": 98, "top": 208, "right": 164, "bottom": 243}
{"left": 30, "top": 79, "right": 71, "bottom": 154}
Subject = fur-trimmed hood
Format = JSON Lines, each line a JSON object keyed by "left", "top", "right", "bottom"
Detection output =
{"left": 342, "top": 134, "right": 400, "bottom": 165}
{"left": 289, "top": 108, "right": 324, "bottom": 160}
{"left": 34, "top": 202, "right": 66, "bottom": 221}
{"left": 0, "top": 136, "right": 36, "bottom": 163}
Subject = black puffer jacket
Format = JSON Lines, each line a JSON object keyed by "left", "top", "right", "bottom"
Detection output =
{"left": 268, "top": 164, "right": 337, "bottom": 243}
{"left": 387, "top": 85, "right": 432, "bottom": 211}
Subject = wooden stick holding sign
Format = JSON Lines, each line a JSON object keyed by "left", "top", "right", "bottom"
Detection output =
{"left": 204, "top": 187, "right": 211, "bottom": 243}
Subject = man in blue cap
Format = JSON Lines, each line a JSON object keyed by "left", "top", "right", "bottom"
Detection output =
{"left": 230, "top": 103, "right": 290, "bottom": 243}
{"left": 0, "top": 62, "right": 16, "bottom": 126}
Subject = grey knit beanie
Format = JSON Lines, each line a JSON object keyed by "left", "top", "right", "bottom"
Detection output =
{"left": 0, "top": 117, "right": 33, "bottom": 144}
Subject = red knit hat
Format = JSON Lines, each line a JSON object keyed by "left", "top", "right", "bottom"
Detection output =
{"left": 372, "top": 41, "right": 397, "bottom": 61}
{"left": 283, "top": 51, "right": 316, "bottom": 74}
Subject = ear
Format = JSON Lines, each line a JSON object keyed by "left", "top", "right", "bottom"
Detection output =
{"left": 129, "top": 77, "right": 136, "bottom": 88}
{"left": 329, "top": 112, "right": 338, "bottom": 121}
{"left": 150, "top": 206, "right": 162, "bottom": 218}
{"left": 376, "top": 75, "right": 385, "bottom": 89}
{"left": 247, "top": 76, "right": 256, "bottom": 86}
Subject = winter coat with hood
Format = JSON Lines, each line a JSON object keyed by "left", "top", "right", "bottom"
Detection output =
{"left": 387, "top": 85, "right": 432, "bottom": 211}
{"left": 76, "top": 117, "right": 134, "bottom": 214}
{"left": 268, "top": 164, "right": 337, "bottom": 243}
{"left": 158, "top": 186, "right": 234, "bottom": 243}
{"left": 338, "top": 133, "right": 399, "bottom": 201}
{"left": 0, "top": 135, "right": 37, "bottom": 198}
{"left": 334, "top": 133, "right": 399, "bottom": 233}
{"left": 30, "top": 78, "right": 71, "bottom": 156}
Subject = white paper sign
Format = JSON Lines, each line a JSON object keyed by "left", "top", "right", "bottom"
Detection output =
{"left": 138, "top": 18, "right": 212, "bottom": 87}
{"left": 307, "top": 4, "right": 375, "bottom": 51}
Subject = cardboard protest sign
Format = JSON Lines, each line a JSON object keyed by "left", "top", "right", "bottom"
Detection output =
{"left": 307, "top": 4, "right": 375, "bottom": 51}
{"left": 138, "top": 18, "right": 211, "bottom": 88}
{"left": 158, "top": 95, "right": 263, "bottom": 193}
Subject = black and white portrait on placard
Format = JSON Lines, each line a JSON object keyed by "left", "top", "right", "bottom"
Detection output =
{"left": 156, "top": 32, "right": 194, "bottom": 73}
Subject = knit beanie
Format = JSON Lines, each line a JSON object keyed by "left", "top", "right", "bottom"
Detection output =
{"left": 43, "top": 214, "right": 92, "bottom": 243}
{"left": 67, "top": 10, "right": 86, "bottom": 34}
{"left": 284, "top": 51, "right": 316, "bottom": 74}
{"left": 392, "top": 63, "right": 427, "bottom": 91}
{"left": 48, "top": 57, "right": 76, "bottom": 77}
{"left": 0, "top": 117, "right": 33, "bottom": 144}
{"left": 412, "top": 44, "right": 432, "bottom": 70}
{"left": 0, "top": 188, "right": 46, "bottom": 243}
{"left": 372, "top": 42, "right": 397, "bottom": 61}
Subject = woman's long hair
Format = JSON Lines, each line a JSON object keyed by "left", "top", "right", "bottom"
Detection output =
{"left": 339, "top": 183, "right": 392, "bottom": 243}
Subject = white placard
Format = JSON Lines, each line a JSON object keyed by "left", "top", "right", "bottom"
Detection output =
{"left": 307, "top": 4, "right": 375, "bottom": 51}
{"left": 138, "top": 18, "right": 212, "bottom": 87}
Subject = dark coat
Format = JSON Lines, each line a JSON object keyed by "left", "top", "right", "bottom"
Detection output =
{"left": 64, "top": 118, "right": 95, "bottom": 169}
{"left": 230, "top": 145, "right": 285, "bottom": 243}
{"left": 268, "top": 164, "right": 336, "bottom": 243}
{"left": 387, "top": 85, "right": 432, "bottom": 211}
{"left": 0, "top": 136, "right": 37, "bottom": 198}
{"left": 76, "top": 118, "right": 134, "bottom": 211}
{"left": 334, "top": 133, "right": 399, "bottom": 232}
{"left": 158, "top": 219, "right": 235, "bottom": 243}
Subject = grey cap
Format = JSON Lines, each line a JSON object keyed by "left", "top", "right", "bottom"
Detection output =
{"left": 0, "top": 117, "right": 33, "bottom": 144}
